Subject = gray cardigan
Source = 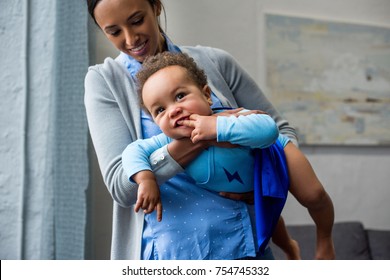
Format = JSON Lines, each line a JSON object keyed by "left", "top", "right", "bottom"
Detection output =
{"left": 84, "top": 45, "right": 297, "bottom": 260}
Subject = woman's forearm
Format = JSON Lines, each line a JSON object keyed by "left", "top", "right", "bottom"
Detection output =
{"left": 167, "top": 137, "right": 207, "bottom": 167}
{"left": 149, "top": 136, "right": 236, "bottom": 186}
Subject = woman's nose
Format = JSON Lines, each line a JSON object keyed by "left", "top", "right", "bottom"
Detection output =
{"left": 123, "top": 29, "right": 137, "bottom": 47}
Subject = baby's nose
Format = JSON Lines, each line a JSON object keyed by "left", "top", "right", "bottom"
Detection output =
{"left": 169, "top": 106, "right": 182, "bottom": 118}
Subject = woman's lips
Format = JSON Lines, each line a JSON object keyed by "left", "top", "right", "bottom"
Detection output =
{"left": 129, "top": 40, "right": 147, "bottom": 56}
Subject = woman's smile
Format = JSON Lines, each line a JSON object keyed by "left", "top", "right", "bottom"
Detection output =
{"left": 129, "top": 39, "right": 148, "bottom": 57}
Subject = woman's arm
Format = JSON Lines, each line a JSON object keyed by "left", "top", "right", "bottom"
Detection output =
{"left": 165, "top": 138, "right": 209, "bottom": 167}
{"left": 85, "top": 67, "right": 140, "bottom": 208}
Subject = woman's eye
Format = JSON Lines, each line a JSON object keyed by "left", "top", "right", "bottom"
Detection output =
{"left": 132, "top": 17, "right": 144, "bottom": 26}
{"left": 108, "top": 30, "right": 120, "bottom": 36}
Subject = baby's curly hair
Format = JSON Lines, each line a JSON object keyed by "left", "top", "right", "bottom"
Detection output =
{"left": 136, "top": 52, "right": 208, "bottom": 108}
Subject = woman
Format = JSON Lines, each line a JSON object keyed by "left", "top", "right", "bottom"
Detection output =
{"left": 84, "top": 0, "right": 334, "bottom": 260}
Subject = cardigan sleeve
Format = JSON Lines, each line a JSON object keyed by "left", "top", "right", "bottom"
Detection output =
{"left": 84, "top": 65, "right": 139, "bottom": 208}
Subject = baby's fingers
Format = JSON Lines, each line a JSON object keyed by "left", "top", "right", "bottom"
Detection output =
{"left": 134, "top": 198, "right": 143, "bottom": 213}
{"left": 155, "top": 202, "right": 163, "bottom": 222}
{"left": 178, "top": 114, "right": 199, "bottom": 128}
{"left": 143, "top": 201, "right": 156, "bottom": 214}
{"left": 135, "top": 197, "right": 153, "bottom": 214}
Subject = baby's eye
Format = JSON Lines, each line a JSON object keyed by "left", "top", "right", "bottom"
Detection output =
{"left": 155, "top": 107, "right": 165, "bottom": 115}
{"left": 175, "top": 93, "right": 185, "bottom": 101}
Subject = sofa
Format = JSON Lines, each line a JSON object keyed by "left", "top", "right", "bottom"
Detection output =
{"left": 269, "top": 221, "right": 390, "bottom": 260}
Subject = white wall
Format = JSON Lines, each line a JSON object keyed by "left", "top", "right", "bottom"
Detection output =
{"left": 90, "top": 2, "right": 390, "bottom": 258}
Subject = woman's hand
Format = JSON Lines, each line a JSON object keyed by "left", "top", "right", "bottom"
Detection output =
{"left": 214, "top": 107, "right": 268, "bottom": 117}
{"left": 219, "top": 191, "right": 254, "bottom": 205}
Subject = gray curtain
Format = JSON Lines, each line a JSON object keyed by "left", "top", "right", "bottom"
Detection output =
{"left": 0, "top": 0, "right": 89, "bottom": 259}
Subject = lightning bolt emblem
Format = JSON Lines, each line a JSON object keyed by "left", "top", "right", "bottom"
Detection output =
{"left": 223, "top": 168, "right": 244, "bottom": 185}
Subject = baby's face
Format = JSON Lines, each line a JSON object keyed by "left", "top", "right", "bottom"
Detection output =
{"left": 142, "top": 65, "right": 213, "bottom": 139}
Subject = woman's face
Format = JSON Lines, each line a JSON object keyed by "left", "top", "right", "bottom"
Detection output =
{"left": 94, "top": 0, "right": 164, "bottom": 62}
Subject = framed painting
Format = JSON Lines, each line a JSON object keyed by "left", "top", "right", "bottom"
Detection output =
{"left": 265, "top": 14, "right": 390, "bottom": 145}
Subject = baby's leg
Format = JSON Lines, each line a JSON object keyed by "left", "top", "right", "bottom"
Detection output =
{"left": 272, "top": 216, "right": 301, "bottom": 259}
{"left": 283, "top": 142, "right": 335, "bottom": 259}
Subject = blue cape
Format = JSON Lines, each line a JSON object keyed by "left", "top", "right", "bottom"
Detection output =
{"left": 254, "top": 139, "right": 289, "bottom": 254}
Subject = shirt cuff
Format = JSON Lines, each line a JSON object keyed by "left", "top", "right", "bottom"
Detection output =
{"left": 150, "top": 145, "right": 184, "bottom": 185}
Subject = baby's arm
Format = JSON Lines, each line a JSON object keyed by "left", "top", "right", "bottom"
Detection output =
{"left": 132, "top": 170, "right": 162, "bottom": 222}
{"left": 179, "top": 109, "right": 279, "bottom": 148}
{"left": 122, "top": 133, "right": 171, "bottom": 221}
{"left": 122, "top": 133, "right": 171, "bottom": 181}
{"left": 217, "top": 110, "right": 279, "bottom": 148}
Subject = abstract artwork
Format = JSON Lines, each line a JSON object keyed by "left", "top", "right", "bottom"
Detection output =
{"left": 265, "top": 14, "right": 390, "bottom": 145}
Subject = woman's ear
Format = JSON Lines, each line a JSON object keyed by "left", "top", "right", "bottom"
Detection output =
{"left": 202, "top": 85, "right": 213, "bottom": 106}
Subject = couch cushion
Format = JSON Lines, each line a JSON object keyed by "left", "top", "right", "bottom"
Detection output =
{"left": 270, "top": 221, "right": 372, "bottom": 260}
{"left": 367, "top": 229, "right": 390, "bottom": 260}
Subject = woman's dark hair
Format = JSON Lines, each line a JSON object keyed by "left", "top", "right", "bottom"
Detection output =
{"left": 86, "top": 0, "right": 165, "bottom": 30}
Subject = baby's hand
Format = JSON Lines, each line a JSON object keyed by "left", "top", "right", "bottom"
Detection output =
{"left": 135, "top": 179, "right": 163, "bottom": 222}
{"left": 177, "top": 114, "right": 217, "bottom": 143}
